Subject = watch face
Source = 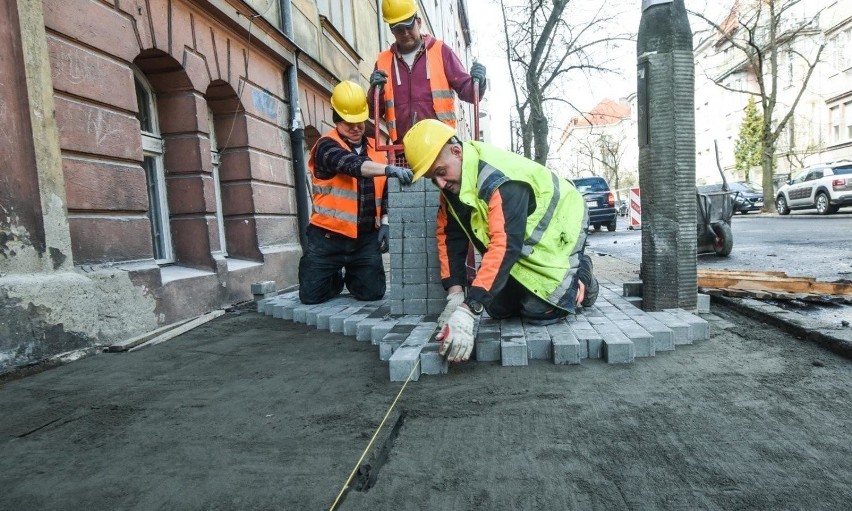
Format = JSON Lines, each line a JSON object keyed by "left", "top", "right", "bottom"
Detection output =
{"left": 467, "top": 299, "right": 483, "bottom": 314}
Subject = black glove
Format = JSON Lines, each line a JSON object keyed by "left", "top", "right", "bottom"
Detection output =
{"left": 370, "top": 70, "right": 388, "bottom": 88}
{"left": 385, "top": 165, "right": 413, "bottom": 184}
{"left": 378, "top": 224, "right": 390, "bottom": 253}
{"left": 470, "top": 62, "right": 486, "bottom": 84}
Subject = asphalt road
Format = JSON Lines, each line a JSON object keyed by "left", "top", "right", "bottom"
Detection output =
{"left": 588, "top": 211, "right": 852, "bottom": 282}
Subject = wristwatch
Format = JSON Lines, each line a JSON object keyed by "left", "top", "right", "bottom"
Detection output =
{"left": 464, "top": 297, "right": 484, "bottom": 315}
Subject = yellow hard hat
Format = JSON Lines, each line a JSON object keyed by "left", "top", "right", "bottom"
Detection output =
{"left": 403, "top": 119, "right": 456, "bottom": 182}
{"left": 382, "top": 0, "right": 418, "bottom": 24}
{"left": 330, "top": 80, "right": 368, "bottom": 123}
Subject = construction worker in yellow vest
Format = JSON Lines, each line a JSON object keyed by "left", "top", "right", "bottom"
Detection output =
{"left": 403, "top": 119, "right": 598, "bottom": 363}
{"left": 298, "top": 81, "right": 414, "bottom": 305}
{"left": 368, "top": 0, "right": 486, "bottom": 145}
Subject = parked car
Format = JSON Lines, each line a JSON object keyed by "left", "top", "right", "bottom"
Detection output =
{"left": 572, "top": 176, "right": 617, "bottom": 231}
{"left": 615, "top": 199, "right": 628, "bottom": 217}
{"left": 776, "top": 161, "right": 852, "bottom": 215}
{"left": 697, "top": 181, "right": 764, "bottom": 214}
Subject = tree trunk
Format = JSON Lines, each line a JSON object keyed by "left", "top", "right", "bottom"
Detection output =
{"left": 761, "top": 141, "right": 775, "bottom": 213}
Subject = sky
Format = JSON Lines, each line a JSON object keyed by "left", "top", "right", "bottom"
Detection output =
{"left": 466, "top": 0, "right": 731, "bottom": 149}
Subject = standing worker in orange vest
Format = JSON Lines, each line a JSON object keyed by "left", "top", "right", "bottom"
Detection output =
{"left": 298, "top": 81, "right": 414, "bottom": 305}
{"left": 368, "top": 0, "right": 486, "bottom": 145}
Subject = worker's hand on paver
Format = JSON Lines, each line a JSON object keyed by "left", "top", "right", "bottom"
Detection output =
{"left": 385, "top": 165, "right": 413, "bottom": 184}
{"left": 437, "top": 307, "right": 475, "bottom": 362}
{"left": 370, "top": 70, "right": 388, "bottom": 88}
{"left": 437, "top": 291, "right": 465, "bottom": 329}
{"left": 378, "top": 224, "right": 390, "bottom": 253}
{"left": 470, "top": 62, "right": 486, "bottom": 83}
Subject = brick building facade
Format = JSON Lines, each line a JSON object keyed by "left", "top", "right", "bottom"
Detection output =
{"left": 0, "top": 0, "right": 475, "bottom": 373}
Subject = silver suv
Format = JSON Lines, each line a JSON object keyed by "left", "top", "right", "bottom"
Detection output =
{"left": 776, "top": 161, "right": 852, "bottom": 215}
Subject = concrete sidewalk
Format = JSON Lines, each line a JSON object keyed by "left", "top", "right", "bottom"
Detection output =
{"left": 2, "top": 254, "right": 851, "bottom": 510}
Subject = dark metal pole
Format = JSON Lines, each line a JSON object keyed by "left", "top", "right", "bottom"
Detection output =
{"left": 280, "top": 0, "right": 310, "bottom": 247}
{"left": 637, "top": 0, "right": 697, "bottom": 310}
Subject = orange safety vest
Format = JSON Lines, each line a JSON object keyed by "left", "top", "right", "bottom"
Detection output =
{"left": 307, "top": 129, "right": 388, "bottom": 239}
{"left": 376, "top": 40, "right": 456, "bottom": 141}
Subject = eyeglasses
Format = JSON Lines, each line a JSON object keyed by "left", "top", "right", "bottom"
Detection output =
{"left": 390, "top": 19, "right": 418, "bottom": 35}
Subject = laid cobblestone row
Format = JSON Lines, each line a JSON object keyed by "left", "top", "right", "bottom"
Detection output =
{"left": 257, "top": 278, "right": 710, "bottom": 382}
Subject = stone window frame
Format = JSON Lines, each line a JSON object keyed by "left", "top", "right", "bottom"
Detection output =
{"left": 133, "top": 67, "right": 174, "bottom": 264}
{"left": 207, "top": 106, "right": 228, "bottom": 257}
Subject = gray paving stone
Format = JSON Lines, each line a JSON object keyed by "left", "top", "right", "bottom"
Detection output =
{"left": 475, "top": 331, "right": 502, "bottom": 362}
{"left": 547, "top": 321, "right": 580, "bottom": 365}
{"left": 614, "top": 320, "right": 655, "bottom": 357}
{"left": 697, "top": 293, "right": 711, "bottom": 313}
{"left": 419, "top": 343, "right": 448, "bottom": 375}
{"left": 604, "top": 334, "right": 635, "bottom": 364}
{"left": 648, "top": 311, "right": 691, "bottom": 345}
{"left": 369, "top": 319, "right": 400, "bottom": 344}
{"left": 635, "top": 317, "right": 675, "bottom": 352}
{"left": 251, "top": 281, "right": 276, "bottom": 295}
{"left": 344, "top": 312, "right": 374, "bottom": 337}
{"left": 523, "top": 322, "right": 552, "bottom": 360}
{"left": 330, "top": 305, "right": 366, "bottom": 333}
{"left": 570, "top": 324, "right": 602, "bottom": 359}
{"left": 500, "top": 338, "right": 528, "bottom": 366}
{"left": 623, "top": 281, "right": 643, "bottom": 297}
{"left": 270, "top": 298, "right": 300, "bottom": 319}
{"left": 389, "top": 346, "right": 422, "bottom": 382}
{"left": 664, "top": 308, "right": 710, "bottom": 341}
{"left": 293, "top": 303, "right": 324, "bottom": 323}
{"left": 314, "top": 305, "right": 349, "bottom": 330}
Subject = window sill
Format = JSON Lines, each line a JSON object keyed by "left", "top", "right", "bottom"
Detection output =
{"left": 226, "top": 257, "right": 263, "bottom": 272}
{"left": 160, "top": 265, "right": 215, "bottom": 284}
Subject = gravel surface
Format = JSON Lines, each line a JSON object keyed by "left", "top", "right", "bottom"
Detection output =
{"left": 2, "top": 268, "right": 851, "bottom": 510}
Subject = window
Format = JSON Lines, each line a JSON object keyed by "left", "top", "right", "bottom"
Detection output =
{"left": 830, "top": 105, "right": 841, "bottom": 143}
{"left": 208, "top": 107, "right": 227, "bottom": 256}
{"left": 846, "top": 101, "right": 852, "bottom": 140}
{"left": 317, "top": 0, "right": 354, "bottom": 44}
{"left": 833, "top": 27, "right": 852, "bottom": 71}
{"left": 134, "top": 68, "right": 173, "bottom": 263}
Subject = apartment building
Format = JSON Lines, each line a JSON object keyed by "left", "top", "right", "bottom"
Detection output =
{"left": 0, "top": 0, "right": 474, "bottom": 373}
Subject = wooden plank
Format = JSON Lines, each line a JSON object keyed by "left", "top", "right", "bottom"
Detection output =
{"left": 127, "top": 310, "right": 225, "bottom": 352}
{"left": 698, "top": 274, "right": 852, "bottom": 296}
{"left": 108, "top": 316, "right": 195, "bottom": 352}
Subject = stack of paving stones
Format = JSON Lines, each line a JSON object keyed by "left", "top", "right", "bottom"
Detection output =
{"left": 386, "top": 179, "right": 446, "bottom": 316}
{"left": 257, "top": 180, "right": 709, "bottom": 381}
{"left": 256, "top": 279, "right": 710, "bottom": 382}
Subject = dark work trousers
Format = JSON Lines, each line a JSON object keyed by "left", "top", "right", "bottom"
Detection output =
{"left": 298, "top": 224, "right": 386, "bottom": 304}
{"left": 485, "top": 250, "right": 593, "bottom": 322}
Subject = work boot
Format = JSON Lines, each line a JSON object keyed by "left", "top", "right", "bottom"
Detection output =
{"left": 577, "top": 254, "right": 598, "bottom": 308}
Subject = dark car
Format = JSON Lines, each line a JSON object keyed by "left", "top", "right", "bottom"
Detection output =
{"left": 697, "top": 181, "right": 764, "bottom": 214}
{"left": 572, "top": 176, "right": 617, "bottom": 231}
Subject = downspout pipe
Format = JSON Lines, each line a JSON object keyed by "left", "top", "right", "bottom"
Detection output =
{"left": 280, "top": 0, "right": 310, "bottom": 247}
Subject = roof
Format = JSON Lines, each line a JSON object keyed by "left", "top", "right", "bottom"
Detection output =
{"left": 567, "top": 98, "right": 632, "bottom": 128}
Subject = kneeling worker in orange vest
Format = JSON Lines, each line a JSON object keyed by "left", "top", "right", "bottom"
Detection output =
{"left": 298, "top": 81, "right": 413, "bottom": 305}
{"left": 403, "top": 119, "right": 598, "bottom": 362}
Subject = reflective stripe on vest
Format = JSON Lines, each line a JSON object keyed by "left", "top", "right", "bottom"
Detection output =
{"left": 450, "top": 141, "right": 587, "bottom": 311}
{"left": 376, "top": 40, "right": 456, "bottom": 141}
{"left": 307, "top": 128, "right": 387, "bottom": 238}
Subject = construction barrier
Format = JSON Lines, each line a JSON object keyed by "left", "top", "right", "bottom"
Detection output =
{"left": 628, "top": 187, "right": 641, "bottom": 230}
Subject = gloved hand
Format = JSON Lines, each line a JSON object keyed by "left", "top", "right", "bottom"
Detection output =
{"left": 437, "top": 291, "right": 465, "bottom": 329}
{"left": 378, "top": 224, "right": 390, "bottom": 253}
{"left": 470, "top": 62, "right": 486, "bottom": 84}
{"left": 385, "top": 165, "right": 413, "bottom": 184}
{"left": 437, "top": 307, "right": 476, "bottom": 362}
{"left": 370, "top": 70, "right": 388, "bottom": 88}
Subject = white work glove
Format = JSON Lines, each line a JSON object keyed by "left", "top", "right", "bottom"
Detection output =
{"left": 437, "top": 291, "right": 465, "bottom": 329}
{"left": 437, "top": 307, "right": 476, "bottom": 362}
